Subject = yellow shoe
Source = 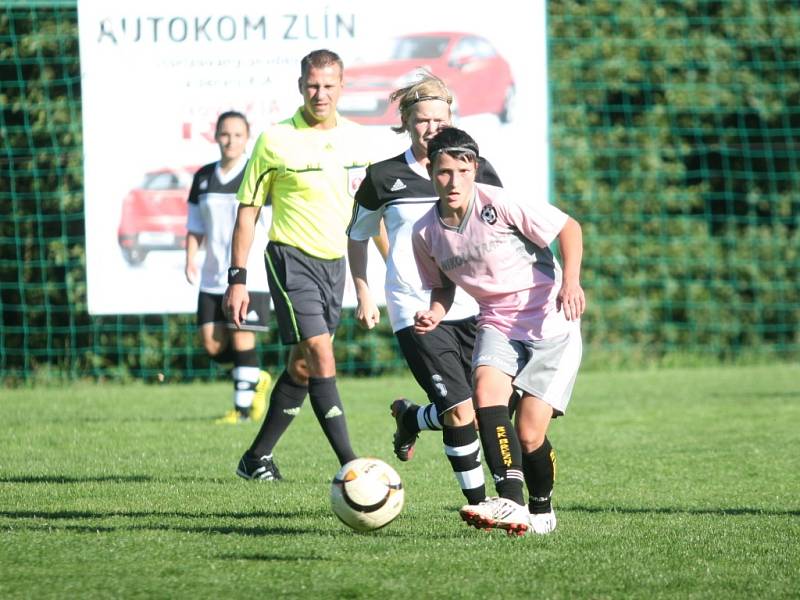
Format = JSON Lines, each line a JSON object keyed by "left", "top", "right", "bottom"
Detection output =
{"left": 250, "top": 370, "right": 272, "bottom": 422}
{"left": 214, "top": 408, "right": 248, "bottom": 425}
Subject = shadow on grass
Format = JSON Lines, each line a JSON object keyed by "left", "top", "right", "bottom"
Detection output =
{"left": 0, "top": 509, "right": 414, "bottom": 539}
{"left": 216, "top": 553, "right": 326, "bottom": 562}
{"left": 0, "top": 509, "right": 320, "bottom": 536}
{"left": 0, "top": 474, "right": 269, "bottom": 485}
{"left": 0, "top": 475, "right": 156, "bottom": 484}
{"left": 0, "top": 509, "right": 314, "bottom": 520}
{"left": 562, "top": 504, "right": 800, "bottom": 517}
{"left": 21, "top": 523, "right": 316, "bottom": 536}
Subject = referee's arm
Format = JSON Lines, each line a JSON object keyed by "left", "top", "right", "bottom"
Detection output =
{"left": 225, "top": 204, "right": 261, "bottom": 327}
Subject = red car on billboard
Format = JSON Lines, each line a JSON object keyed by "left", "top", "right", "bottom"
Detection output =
{"left": 338, "top": 31, "right": 515, "bottom": 126}
{"left": 117, "top": 166, "right": 197, "bottom": 266}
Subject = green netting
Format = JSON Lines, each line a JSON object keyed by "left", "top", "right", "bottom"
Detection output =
{"left": 548, "top": 0, "right": 800, "bottom": 367}
{"left": 1, "top": 1, "right": 798, "bottom": 384}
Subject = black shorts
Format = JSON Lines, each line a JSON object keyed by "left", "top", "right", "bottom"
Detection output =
{"left": 395, "top": 316, "right": 477, "bottom": 415}
{"left": 265, "top": 242, "right": 345, "bottom": 345}
{"left": 196, "top": 290, "right": 271, "bottom": 332}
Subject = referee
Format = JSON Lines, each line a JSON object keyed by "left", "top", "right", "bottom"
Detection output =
{"left": 225, "top": 49, "right": 372, "bottom": 480}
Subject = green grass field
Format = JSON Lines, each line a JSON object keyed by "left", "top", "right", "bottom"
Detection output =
{"left": 1, "top": 364, "right": 798, "bottom": 599}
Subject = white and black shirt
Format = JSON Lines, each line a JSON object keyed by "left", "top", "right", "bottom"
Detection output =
{"left": 187, "top": 158, "right": 270, "bottom": 294}
{"left": 347, "top": 148, "right": 502, "bottom": 332}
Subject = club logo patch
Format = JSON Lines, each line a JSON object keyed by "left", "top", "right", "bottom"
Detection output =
{"left": 347, "top": 165, "right": 368, "bottom": 198}
{"left": 480, "top": 205, "right": 497, "bottom": 225}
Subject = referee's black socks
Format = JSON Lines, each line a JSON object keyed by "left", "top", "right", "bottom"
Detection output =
{"left": 249, "top": 370, "right": 307, "bottom": 458}
{"left": 308, "top": 376, "right": 357, "bottom": 465}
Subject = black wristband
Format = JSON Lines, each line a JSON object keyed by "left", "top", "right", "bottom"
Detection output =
{"left": 227, "top": 267, "right": 247, "bottom": 285}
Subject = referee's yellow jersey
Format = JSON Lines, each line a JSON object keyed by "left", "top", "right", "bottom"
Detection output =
{"left": 237, "top": 108, "right": 370, "bottom": 260}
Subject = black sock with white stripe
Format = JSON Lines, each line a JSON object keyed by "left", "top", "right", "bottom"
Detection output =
{"left": 476, "top": 405, "right": 524, "bottom": 505}
{"left": 308, "top": 376, "right": 357, "bottom": 466}
{"left": 523, "top": 437, "right": 556, "bottom": 514}
{"left": 443, "top": 422, "right": 485, "bottom": 504}
{"left": 401, "top": 402, "right": 442, "bottom": 434}
{"left": 232, "top": 348, "right": 260, "bottom": 412}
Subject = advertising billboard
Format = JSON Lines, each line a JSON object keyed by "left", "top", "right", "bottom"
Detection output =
{"left": 78, "top": 0, "right": 549, "bottom": 314}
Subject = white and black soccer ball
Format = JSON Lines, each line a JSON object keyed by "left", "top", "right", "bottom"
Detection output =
{"left": 330, "top": 458, "right": 404, "bottom": 532}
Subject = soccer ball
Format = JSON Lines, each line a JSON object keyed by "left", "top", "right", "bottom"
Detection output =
{"left": 330, "top": 458, "right": 404, "bottom": 532}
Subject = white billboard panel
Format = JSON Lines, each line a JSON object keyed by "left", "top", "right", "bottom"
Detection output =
{"left": 78, "top": 1, "right": 549, "bottom": 314}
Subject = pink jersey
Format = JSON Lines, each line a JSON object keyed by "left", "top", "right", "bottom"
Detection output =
{"left": 412, "top": 183, "right": 571, "bottom": 340}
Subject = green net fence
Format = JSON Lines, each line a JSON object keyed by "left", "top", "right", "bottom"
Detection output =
{"left": 1, "top": 1, "right": 798, "bottom": 384}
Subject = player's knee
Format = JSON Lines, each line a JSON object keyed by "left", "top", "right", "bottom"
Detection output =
{"left": 442, "top": 400, "right": 475, "bottom": 427}
{"left": 300, "top": 339, "right": 336, "bottom": 377}
{"left": 205, "top": 340, "right": 225, "bottom": 357}
{"left": 287, "top": 360, "right": 310, "bottom": 386}
{"left": 517, "top": 426, "right": 546, "bottom": 452}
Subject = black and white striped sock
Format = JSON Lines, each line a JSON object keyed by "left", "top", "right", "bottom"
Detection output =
{"left": 443, "top": 422, "right": 486, "bottom": 504}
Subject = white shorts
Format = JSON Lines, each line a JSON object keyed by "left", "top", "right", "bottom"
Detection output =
{"left": 473, "top": 324, "right": 582, "bottom": 416}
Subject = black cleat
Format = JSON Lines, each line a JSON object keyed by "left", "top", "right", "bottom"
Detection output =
{"left": 236, "top": 452, "right": 282, "bottom": 481}
{"left": 390, "top": 398, "right": 419, "bottom": 462}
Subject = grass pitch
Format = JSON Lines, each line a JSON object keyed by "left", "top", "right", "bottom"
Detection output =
{"left": 1, "top": 364, "right": 798, "bottom": 599}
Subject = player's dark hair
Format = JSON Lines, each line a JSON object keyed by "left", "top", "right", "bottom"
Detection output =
{"left": 216, "top": 110, "right": 250, "bottom": 134}
{"left": 427, "top": 127, "right": 479, "bottom": 164}
{"left": 300, "top": 49, "right": 344, "bottom": 79}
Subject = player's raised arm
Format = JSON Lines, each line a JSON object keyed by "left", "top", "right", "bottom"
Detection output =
{"left": 225, "top": 204, "right": 261, "bottom": 327}
{"left": 556, "top": 216, "right": 586, "bottom": 321}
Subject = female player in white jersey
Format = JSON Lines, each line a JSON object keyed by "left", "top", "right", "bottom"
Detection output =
{"left": 413, "top": 127, "right": 585, "bottom": 535}
{"left": 347, "top": 72, "right": 502, "bottom": 507}
{"left": 185, "top": 111, "right": 272, "bottom": 424}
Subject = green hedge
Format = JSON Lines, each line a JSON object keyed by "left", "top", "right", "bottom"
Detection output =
{"left": 1, "top": 1, "right": 798, "bottom": 383}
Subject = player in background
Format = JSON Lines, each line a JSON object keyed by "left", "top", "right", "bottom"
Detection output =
{"left": 412, "top": 127, "right": 585, "bottom": 536}
{"left": 347, "top": 72, "right": 501, "bottom": 507}
{"left": 225, "top": 49, "right": 372, "bottom": 480}
{"left": 185, "top": 111, "right": 272, "bottom": 424}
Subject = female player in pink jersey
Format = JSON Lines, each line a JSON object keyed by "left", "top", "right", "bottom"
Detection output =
{"left": 412, "top": 127, "right": 585, "bottom": 536}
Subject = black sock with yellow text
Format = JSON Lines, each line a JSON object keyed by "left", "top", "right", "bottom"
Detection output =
{"left": 476, "top": 405, "right": 524, "bottom": 505}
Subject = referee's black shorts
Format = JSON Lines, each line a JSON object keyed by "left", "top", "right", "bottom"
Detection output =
{"left": 394, "top": 316, "right": 477, "bottom": 415}
{"left": 265, "top": 241, "right": 345, "bottom": 345}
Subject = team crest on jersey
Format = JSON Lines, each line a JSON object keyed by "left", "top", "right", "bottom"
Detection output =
{"left": 346, "top": 165, "right": 367, "bottom": 198}
{"left": 480, "top": 205, "right": 498, "bottom": 225}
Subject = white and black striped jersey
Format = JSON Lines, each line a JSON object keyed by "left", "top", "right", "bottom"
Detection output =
{"left": 347, "top": 148, "right": 502, "bottom": 332}
{"left": 187, "top": 157, "right": 270, "bottom": 294}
